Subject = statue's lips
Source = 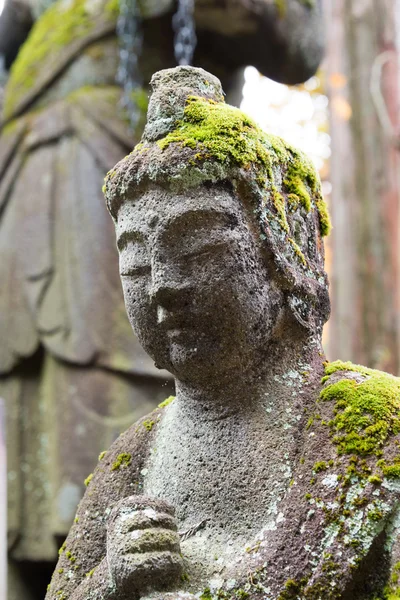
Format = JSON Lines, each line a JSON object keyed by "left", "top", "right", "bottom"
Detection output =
{"left": 158, "top": 315, "right": 199, "bottom": 333}
{"left": 166, "top": 329, "right": 197, "bottom": 341}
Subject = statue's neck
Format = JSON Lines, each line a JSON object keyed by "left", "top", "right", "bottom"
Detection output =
{"left": 174, "top": 335, "right": 325, "bottom": 422}
{"left": 143, "top": 334, "right": 326, "bottom": 573}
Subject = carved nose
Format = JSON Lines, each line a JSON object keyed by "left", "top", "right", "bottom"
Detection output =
{"left": 150, "top": 282, "right": 192, "bottom": 311}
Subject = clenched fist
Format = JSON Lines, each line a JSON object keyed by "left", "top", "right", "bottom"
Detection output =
{"left": 107, "top": 496, "right": 183, "bottom": 597}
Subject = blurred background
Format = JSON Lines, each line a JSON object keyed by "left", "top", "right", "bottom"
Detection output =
{"left": 0, "top": 0, "right": 399, "bottom": 597}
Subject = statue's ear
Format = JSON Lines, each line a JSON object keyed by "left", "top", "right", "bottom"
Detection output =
{"left": 287, "top": 281, "right": 330, "bottom": 334}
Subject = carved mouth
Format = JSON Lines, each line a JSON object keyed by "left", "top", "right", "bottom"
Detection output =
{"left": 166, "top": 327, "right": 197, "bottom": 339}
{"left": 159, "top": 314, "right": 198, "bottom": 332}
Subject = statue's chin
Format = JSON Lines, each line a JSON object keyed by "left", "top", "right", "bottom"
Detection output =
{"left": 165, "top": 335, "right": 245, "bottom": 384}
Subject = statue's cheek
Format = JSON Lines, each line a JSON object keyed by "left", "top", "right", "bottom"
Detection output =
{"left": 121, "top": 278, "right": 152, "bottom": 327}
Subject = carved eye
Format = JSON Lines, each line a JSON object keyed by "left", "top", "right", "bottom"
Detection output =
{"left": 120, "top": 244, "right": 151, "bottom": 277}
{"left": 120, "top": 264, "right": 151, "bottom": 278}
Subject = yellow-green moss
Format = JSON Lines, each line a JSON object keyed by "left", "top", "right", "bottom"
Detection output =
{"left": 158, "top": 96, "right": 271, "bottom": 171}
{"left": 84, "top": 473, "right": 93, "bottom": 486}
{"left": 158, "top": 395, "right": 175, "bottom": 408}
{"left": 85, "top": 568, "right": 96, "bottom": 578}
{"left": 284, "top": 154, "right": 316, "bottom": 212}
{"left": 58, "top": 541, "right": 66, "bottom": 555}
{"left": 321, "top": 361, "right": 400, "bottom": 459}
{"left": 98, "top": 450, "right": 107, "bottom": 461}
{"left": 156, "top": 95, "right": 331, "bottom": 245}
{"left": 319, "top": 361, "right": 400, "bottom": 488}
{"left": 143, "top": 419, "right": 155, "bottom": 431}
{"left": 111, "top": 452, "right": 132, "bottom": 471}
{"left": 65, "top": 550, "right": 76, "bottom": 563}
{"left": 380, "top": 563, "right": 400, "bottom": 599}
{"left": 4, "top": 0, "right": 117, "bottom": 118}
{"left": 313, "top": 460, "right": 328, "bottom": 473}
{"left": 105, "top": 0, "right": 119, "bottom": 16}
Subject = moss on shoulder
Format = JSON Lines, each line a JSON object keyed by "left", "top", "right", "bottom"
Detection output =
{"left": 321, "top": 361, "right": 400, "bottom": 458}
{"left": 111, "top": 452, "right": 132, "bottom": 471}
{"left": 158, "top": 395, "right": 175, "bottom": 408}
{"left": 320, "top": 361, "right": 400, "bottom": 479}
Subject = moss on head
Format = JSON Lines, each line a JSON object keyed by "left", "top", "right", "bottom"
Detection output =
{"left": 158, "top": 96, "right": 271, "bottom": 172}
{"left": 105, "top": 68, "right": 331, "bottom": 332}
{"left": 156, "top": 95, "right": 330, "bottom": 235}
{"left": 150, "top": 95, "right": 331, "bottom": 262}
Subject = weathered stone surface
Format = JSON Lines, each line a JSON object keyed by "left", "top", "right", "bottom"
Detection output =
{"left": 44, "top": 66, "right": 400, "bottom": 600}
{"left": 0, "top": 0, "right": 325, "bottom": 595}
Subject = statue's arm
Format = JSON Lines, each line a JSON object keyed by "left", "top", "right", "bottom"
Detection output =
{"left": 0, "top": 0, "right": 33, "bottom": 69}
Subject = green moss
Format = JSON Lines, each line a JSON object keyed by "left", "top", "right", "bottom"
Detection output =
{"left": 84, "top": 473, "right": 93, "bottom": 486}
{"left": 320, "top": 361, "right": 400, "bottom": 460}
{"left": 3, "top": 0, "right": 117, "bottom": 118}
{"left": 85, "top": 568, "right": 96, "bottom": 578}
{"left": 58, "top": 541, "right": 66, "bottom": 556}
{"left": 158, "top": 95, "right": 271, "bottom": 171}
{"left": 65, "top": 550, "right": 76, "bottom": 563}
{"left": 158, "top": 395, "right": 175, "bottom": 408}
{"left": 313, "top": 461, "right": 328, "bottom": 473}
{"left": 105, "top": 0, "right": 119, "bottom": 16}
{"left": 143, "top": 419, "right": 155, "bottom": 431}
{"left": 200, "top": 589, "right": 213, "bottom": 600}
{"left": 381, "top": 463, "right": 400, "bottom": 479}
{"left": 98, "top": 450, "right": 107, "bottom": 461}
{"left": 156, "top": 95, "right": 330, "bottom": 248}
{"left": 284, "top": 153, "right": 315, "bottom": 212}
{"left": 288, "top": 237, "right": 307, "bottom": 265}
{"left": 111, "top": 452, "right": 132, "bottom": 471}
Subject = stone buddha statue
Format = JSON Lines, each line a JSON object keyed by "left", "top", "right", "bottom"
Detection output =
{"left": 46, "top": 66, "right": 400, "bottom": 600}
{"left": 0, "top": 3, "right": 325, "bottom": 596}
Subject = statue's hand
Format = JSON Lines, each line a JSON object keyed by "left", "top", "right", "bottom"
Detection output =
{"left": 107, "top": 496, "right": 183, "bottom": 596}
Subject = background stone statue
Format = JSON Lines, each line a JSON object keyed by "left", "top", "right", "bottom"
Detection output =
{"left": 46, "top": 65, "right": 400, "bottom": 600}
{"left": 0, "top": 0, "right": 324, "bottom": 596}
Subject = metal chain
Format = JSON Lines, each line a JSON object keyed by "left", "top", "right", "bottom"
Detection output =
{"left": 173, "top": 0, "right": 197, "bottom": 66}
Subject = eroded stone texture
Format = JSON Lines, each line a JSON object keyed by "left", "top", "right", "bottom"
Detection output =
{"left": 0, "top": 6, "right": 325, "bottom": 593}
{"left": 43, "top": 66, "right": 400, "bottom": 600}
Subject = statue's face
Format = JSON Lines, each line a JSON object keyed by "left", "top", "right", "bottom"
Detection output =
{"left": 116, "top": 186, "right": 283, "bottom": 383}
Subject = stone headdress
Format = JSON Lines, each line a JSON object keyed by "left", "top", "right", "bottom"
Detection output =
{"left": 104, "top": 66, "right": 331, "bottom": 333}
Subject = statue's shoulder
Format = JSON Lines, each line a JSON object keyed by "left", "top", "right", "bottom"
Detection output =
{"left": 88, "top": 395, "right": 175, "bottom": 494}
{"left": 318, "top": 360, "right": 400, "bottom": 472}
{"left": 287, "top": 362, "right": 400, "bottom": 596}
{"left": 47, "top": 398, "right": 174, "bottom": 599}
